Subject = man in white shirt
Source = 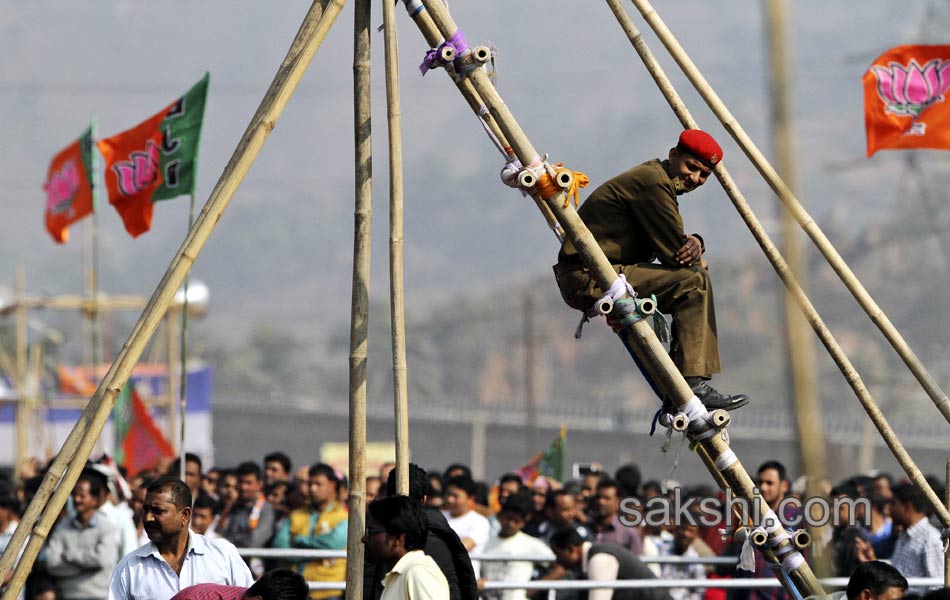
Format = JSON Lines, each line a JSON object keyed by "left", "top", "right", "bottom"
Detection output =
{"left": 480, "top": 494, "right": 554, "bottom": 600}
{"left": 108, "top": 476, "right": 253, "bottom": 600}
{"left": 442, "top": 477, "right": 490, "bottom": 578}
{"left": 364, "top": 495, "right": 449, "bottom": 600}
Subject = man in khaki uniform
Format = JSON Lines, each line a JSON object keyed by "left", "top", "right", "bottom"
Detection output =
{"left": 554, "top": 129, "right": 748, "bottom": 410}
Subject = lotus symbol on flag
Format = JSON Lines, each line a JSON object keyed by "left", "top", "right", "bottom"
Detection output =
{"left": 113, "top": 140, "right": 161, "bottom": 197}
{"left": 45, "top": 161, "right": 81, "bottom": 214}
{"left": 870, "top": 58, "right": 950, "bottom": 118}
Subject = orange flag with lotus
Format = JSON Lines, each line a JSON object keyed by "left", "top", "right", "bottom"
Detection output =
{"left": 864, "top": 45, "right": 950, "bottom": 156}
{"left": 43, "top": 126, "right": 95, "bottom": 243}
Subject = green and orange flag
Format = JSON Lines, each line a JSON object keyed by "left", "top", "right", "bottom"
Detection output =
{"left": 864, "top": 45, "right": 950, "bottom": 156}
{"left": 98, "top": 73, "right": 209, "bottom": 237}
{"left": 113, "top": 382, "right": 174, "bottom": 477}
{"left": 43, "top": 126, "right": 95, "bottom": 243}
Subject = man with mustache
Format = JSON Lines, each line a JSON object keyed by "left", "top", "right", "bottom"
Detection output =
{"left": 554, "top": 129, "right": 748, "bottom": 411}
{"left": 108, "top": 476, "right": 253, "bottom": 600}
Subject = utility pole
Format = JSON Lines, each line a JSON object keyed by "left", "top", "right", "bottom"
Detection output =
{"left": 764, "top": 0, "right": 828, "bottom": 570}
{"left": 524, "top": 294, "right": 539, "bottom": 457}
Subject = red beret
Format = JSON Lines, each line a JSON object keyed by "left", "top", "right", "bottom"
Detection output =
{"left": 677, "top": 129, "right": 722, "bottom": 166}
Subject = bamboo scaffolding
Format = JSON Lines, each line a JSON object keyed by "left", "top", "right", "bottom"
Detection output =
{"left": 0, "top": 2, "right": 347, "bottom": 596}
{"left": 383, "top": 0, "right": 410, "bottom": 496}
{"left": 345, "top": 0, "right": 371, "bottom": 597}
{"left": 411, "top": 1, "right": 822, "bottom": 596}
{"left": 398, "top": 1, "right": 563, "bottom": 242}
{"left": 605, "top": 0, "right": 950, "bottom": 529}
{"left": 630, "top": 0, "right": 950, "bottom": 426}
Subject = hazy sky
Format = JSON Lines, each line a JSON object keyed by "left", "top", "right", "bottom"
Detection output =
{"left": 0, "top": 0, "right": 929, "bottom": 343}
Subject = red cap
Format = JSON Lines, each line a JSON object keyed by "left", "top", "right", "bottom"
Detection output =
{"left": 677, "top": 129, "right": 722, "bottom": 166}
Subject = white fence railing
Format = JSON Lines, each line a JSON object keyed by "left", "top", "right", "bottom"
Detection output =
{"left": 303, "top": 578, "right": 944, "bottom": 592}
{"left": 237, "top": 548, "right": 738, "bottom": 565}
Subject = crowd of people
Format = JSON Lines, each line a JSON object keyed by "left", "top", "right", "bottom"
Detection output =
{"left": 0, "top": 452, "right": 947, "bottom": 600}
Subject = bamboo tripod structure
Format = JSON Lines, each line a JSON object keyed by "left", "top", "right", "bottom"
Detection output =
{"left": 629, "top": 0, "right": 950, "bottom": 426}
{"left": 409, "top": 0, "right": 821, "bottom": 596}
{"left": 383, "top": 0, "right": 411, "bottom": 497}
{"left": 607, "top": 0, "right": 950, "bottom": 530}
{"left": 346, "top": 0, "right": 371, "bottom": 597}
{"left": 0, "top": 2, "right": 347, "bottom": 597}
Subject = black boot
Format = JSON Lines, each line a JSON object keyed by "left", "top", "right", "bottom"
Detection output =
{"left": 685, "top": 377, "right": 750, "bottom": 411}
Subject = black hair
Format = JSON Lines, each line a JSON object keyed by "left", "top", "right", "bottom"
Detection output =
{"left": 246, "top": 568, "right": 309, "bottom": 600}
{"left": 597, "top": 478, "right": 622, "bottom": 496}
{"left": 147, "top": 476, "right": 193, "bottom": 510}
{"left": 892, "top": 482, "right": 930, "bottom": 514}
{"left": 0, "top": 494, "right": 20, "bottom": 514}
{"left": 443, "top": 463, "right": 472, "bottom": 481}
{"left": 427, "top": 473, "right": 444, "bottom": 496}
{"left": 307, "top": 463, "right": 339, "bottom": 489}
{"left": 614, "top": 463, "right": 642, "bottom": 498}
{"left": 499, "top": 493, "right": 533, "bottom": 519}
{"left": 77, "top": 469, "right": 106, "bottom": 497}
{"left": 386, "top": 463, "right": 428, "bottom": 501}
{"left": 550, "top": 526, "right": 584, "bottom": 550}
{"left": 499, "top": 473, "right": 524, "bottom": 487}
{"left": 757, "top": 460, "right": 788, "bottom": 483}
{"left": 474, "top": 481, "right": 489, "bottom": 506}
{"left": 192, "top": 494, "right": 218, "bottom": 514}
{"left": 368, "top": 495, "right": 429, "bottom": 551}
{"left": 236, "top": 461, "right": 263, "bottom": 481}
{"left": 265, "top": 481, "right": 290, "bottom": 496}
{"left": 264, "top": 452, "right": 293, "bottom": 474}
{"left": 545, "top": 489, "right": 573, "bottom": 509}
{"left": 444, "top": 476, "right": 477, "bottom": 498}
{"left": 168, "top": 453, "right": 203, "bottom": 476}
{"left": 873, "top": 472, "right": 894, "bottom": 486}
{"left": 846, "top": 561, "right": 907, "bottom": 600}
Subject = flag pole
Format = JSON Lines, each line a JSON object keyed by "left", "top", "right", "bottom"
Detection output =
{"left": 382, "top": 0, "right": 410, "bottom": 496}
{"left": 90, "top": 117, "right": 103, "bottom": 374}
{"left": 90, "top": 117, "right": 105, "bottom": 459}
{"left": 179, "top": 192, "right": 195, "bottom": 482}
{"left": 0, "top": 2, "right": 347, "bottom": 595}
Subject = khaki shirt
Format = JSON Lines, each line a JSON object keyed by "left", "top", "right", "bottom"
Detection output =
{"left": 558, "top": 159, "right": 686, "bottom": 268}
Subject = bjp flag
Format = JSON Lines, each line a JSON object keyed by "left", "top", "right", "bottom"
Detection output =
{"left": 864, "top": 45, "right": 950, "bottom": 156}
{"left": 43, "top": 126, "right": 94, "bottom": 243}
{"left": 98, "top": 109, "right": 169, "bottom": 237}
{"left": 98, "top": 73, "right": 209, "bottom": 237}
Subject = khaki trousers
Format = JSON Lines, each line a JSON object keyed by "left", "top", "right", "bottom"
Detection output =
{"left": 555, "top": 263, "right": 721, "bottom": 377}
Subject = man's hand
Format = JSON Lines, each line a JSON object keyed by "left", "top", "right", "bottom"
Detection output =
{"left": 676, "top": 234, "right": 703, "bottom": 265}
{"left": 855, "top": 537, "right": 877, "bottom": 563}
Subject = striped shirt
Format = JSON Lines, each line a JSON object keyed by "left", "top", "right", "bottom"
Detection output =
{"left": 108, "top": 531, "right": 253, "bottom": 600}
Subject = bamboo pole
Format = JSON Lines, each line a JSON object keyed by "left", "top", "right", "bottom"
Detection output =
{"left": 945, "top": 457, "right": 949, "bottom": 588}
{"left": 398, "top": 1, "right": 564, "bottom": 242}
{"left": 630, "top": 0, "right": 950, "bottom": 426}
{"left": 762, "top": 0, "right": 827, "bottom": 573}
{"left": 411, "top": 1, "right": 822, "bottom": 596}
{"left": 0, "top": 3, "right": 347, "bottom": 596}
{"left": 384, "top": 0, "right": 410, "bottom": 497}
{"left": 345, "top": 0, "right": 371, "bottom": 597}
{"left": 605, "top": 0, "right": 950, "bottom": 529}
{"left": 14, "top": 267, "right": 27, "bottom": 475}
